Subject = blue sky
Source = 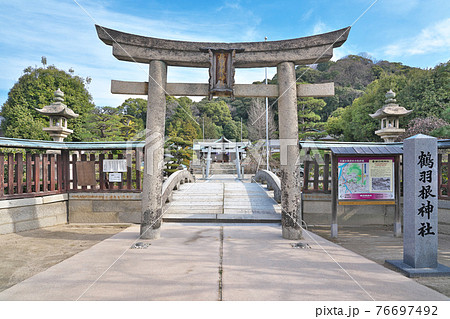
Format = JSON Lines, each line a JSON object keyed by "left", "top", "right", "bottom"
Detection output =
{"left": 0, "top": 0, "right": 449, "bottom": 108}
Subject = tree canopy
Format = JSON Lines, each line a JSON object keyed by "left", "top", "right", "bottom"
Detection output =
{"left": 1, "top": 57, "right": 449, "bottom": 145}
{"left": 1, "top": 65, "right": 95, "bottom": 141}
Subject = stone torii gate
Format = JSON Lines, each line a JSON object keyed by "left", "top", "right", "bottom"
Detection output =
{"left": 96, "top": 25, "right": 350, "bottom": 240}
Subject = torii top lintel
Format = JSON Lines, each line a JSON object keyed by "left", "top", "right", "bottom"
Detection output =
{"left": 95, "top": 25, "right": 350, "bottom": 68}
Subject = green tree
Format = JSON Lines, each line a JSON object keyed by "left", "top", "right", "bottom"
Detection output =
{"left": 223, "top": 120, "right": 240, "bottom": 140}
{"left": 164, "top": 136, "right": 193, "bottom": 175}
{"left": 202, "top": 116, "right": 222, "bottom": 139}
{"left": 118, "top": 114, "right": 143, "bottom": 140}
{"left": 325, "top": 107, "right": 345, "bottom": 138}
{"left": 319, "top": 86, "right": 363, "bottom": 121}
{"left": 165, "top": 96, "right": 201, "bottom": 141}
{"left": 1, "top": 65, "right": 95, "bottom": 141}
{"left": 397, "top": 62, "right": 449, "bottom": 119}
{"left": 119, "top": 98, "right": 147, "bottom": 127}
{"left": 195, "top": 99, "right": 234, "bottom": 128}
{"left": 194, "top": 98, "right": 243, "bottom": 139}
{"left": 297, "top": 97, "right": 326, "bottom": 140}
{"left": 431, "top": 107, "right": 450, "bottom": 138}
{"left": 338, "top": 74, "right": 408, "bottom": 141}
{"left": 85, "top": 106, "right": 123, "bottom": 141}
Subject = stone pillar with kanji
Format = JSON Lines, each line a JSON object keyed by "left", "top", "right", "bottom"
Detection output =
{"left": 386, "top": 134, "right": 450, "bottom": 276}
{"left": 404, "top": 134, "right": 438, "bottom": 268}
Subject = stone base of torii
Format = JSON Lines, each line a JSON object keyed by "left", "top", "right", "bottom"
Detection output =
{"left": 96, "top": 24, "right": 351, "bottom": 240}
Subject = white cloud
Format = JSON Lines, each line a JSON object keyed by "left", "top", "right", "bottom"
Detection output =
{"left": 217, "top": 0, "right": 242, "bottom": 11}
{"left": 312, "top": 21, "right": 328, "bottom": 35}
{"left": 301, "top": 8, "right": 314, "bottom": 22}
{"left": 384, "top": 18, "right": 450, "bottom": 57}
{"left": 0, "top": 0, "right": 265, "bottom": 107}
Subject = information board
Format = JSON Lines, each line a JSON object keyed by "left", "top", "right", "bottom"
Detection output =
{"left": 109, "top": 172, "right": 122, "bottom": 182}
{"left": 338, "top": 157, "right": 394, "bottom": 200}
{"left": 103, "top": 159, "right": 127, "bottom": 172}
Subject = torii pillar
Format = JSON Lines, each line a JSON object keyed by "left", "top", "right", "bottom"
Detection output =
{"left": 96, "top": 25, "right": 350, "bottom": 240}
{"left": 140, "top": 61, "right": 167, "bottom": 239}
{"left": 278, "top": 62, "right": 301, "bottom": 239}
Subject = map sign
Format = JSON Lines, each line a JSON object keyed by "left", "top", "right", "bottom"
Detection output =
{"left": 338, "top": 157, "right": 394, "bottom": 200}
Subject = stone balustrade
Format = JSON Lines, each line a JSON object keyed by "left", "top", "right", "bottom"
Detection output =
{"left": 162, "top": 170, "right": 195, "bottom": 204}
{"left": 253, "top": 169, "right": 281, "bottom": 203}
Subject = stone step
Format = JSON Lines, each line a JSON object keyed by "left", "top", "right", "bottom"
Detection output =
{"left": 224, "top": 207, "right": 281, "bottom": 214}
{"left": 163, "top": 213, "right": 280, "bottom": 223}
{"left": 210, "top": 170, "right": 237, "bottom": 174}
{"left": 172, "top": 195, "right": 223, "bottom": 201}
{"left": 223, "top": 201, "right": 279, "bottom": 207}
{"left": 165, "top": 208, "right": 223, "bottom": 214}
{"left": 210, "top": 163, "right": 236, "bottom": 167}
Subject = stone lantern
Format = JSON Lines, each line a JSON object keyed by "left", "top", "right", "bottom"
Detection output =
{"left": 36, "top": 88, "right": 79, "bottom": 142}
{"left": 370, "top": 90, "right": 412, "bottom": 142}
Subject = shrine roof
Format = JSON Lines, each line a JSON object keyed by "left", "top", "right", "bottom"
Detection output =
{"left": 331, "top": 145, "right": 404, "bottom": 156}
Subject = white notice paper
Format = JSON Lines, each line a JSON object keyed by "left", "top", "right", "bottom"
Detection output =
{"left": 109, "top": 172, "right": 122, "bottom": 182}
{"left": 103, "top": 159, "right": 127, "bottom": 172}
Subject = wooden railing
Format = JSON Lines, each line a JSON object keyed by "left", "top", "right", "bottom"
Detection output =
{"left": 2, "top": 138, "right": 449, "bottom": 201}
{"left": 0, "top": 151, "right": 69, "bottom": 199}
{"left": 302, "top": 153, "right": 331, "bottom": 194}
{"left": 0, "top": 147, "right": 144, "bottom": 198}
{"left": 438, "top": 153, "right": 449, "bottom": 200}
{"left": 69, "top": 150, "right": 143, "bottom": 192}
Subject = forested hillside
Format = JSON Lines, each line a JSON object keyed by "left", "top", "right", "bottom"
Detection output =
{"left": 1, "top": 55, "right": 449, "bottom": 144}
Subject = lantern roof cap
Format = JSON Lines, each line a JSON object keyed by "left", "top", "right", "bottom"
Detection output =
{"left": 35, "top": 88, "right": 79, "bottom": 119}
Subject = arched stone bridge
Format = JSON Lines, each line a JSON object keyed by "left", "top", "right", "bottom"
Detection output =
{"left": 162, "top": 171, "right": 282, "bottom": 223}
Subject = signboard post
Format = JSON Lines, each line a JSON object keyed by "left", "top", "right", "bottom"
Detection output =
{"left": 386, "top": 134, "right": 450, "bottom": 277}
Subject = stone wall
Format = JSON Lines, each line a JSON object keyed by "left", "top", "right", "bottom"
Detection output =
{"left": 68, "top": 193, "right": 141, "bottom": 224}
{"left": 0, "top": 194, "right": 68, "bottom": 235}
{"left": 302, "top": 193, "right": 450, "bottom": 227}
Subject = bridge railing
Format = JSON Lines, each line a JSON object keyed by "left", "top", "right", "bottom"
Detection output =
{"left": 162, "top": 170, "right": 195, "bottom": 203}
{"left": 253, "top": 169, "right": 281, "bottom": 203}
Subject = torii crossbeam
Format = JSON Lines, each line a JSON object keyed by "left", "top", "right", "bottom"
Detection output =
{"left": 96, "top": 25, "right": 350, "bottom": 240}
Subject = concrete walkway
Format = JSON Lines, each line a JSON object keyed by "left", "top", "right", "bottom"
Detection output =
{"left": 1, "top": 223, "right": 448, "bottom": 301}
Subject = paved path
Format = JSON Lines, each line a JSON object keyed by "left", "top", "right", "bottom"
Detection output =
{"left": 1, "top": 223, "right": 448, "bottom": 301}
{"left": 164, "top": 174, "right": 281, "bottom": 222}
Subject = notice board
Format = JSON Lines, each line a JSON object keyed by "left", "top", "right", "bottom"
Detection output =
{"left": 76, "top": 161, "right": 97, "bottom": 186}
{"left": 337, "top": 156, "right": 395, "bottom": 201}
